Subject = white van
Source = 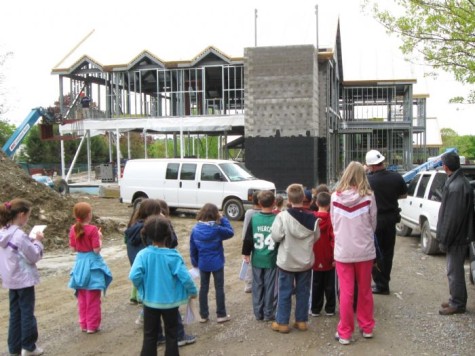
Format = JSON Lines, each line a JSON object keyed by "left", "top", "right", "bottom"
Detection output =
{"left": 119, "top": 158, "right": 275, "bottom": 220}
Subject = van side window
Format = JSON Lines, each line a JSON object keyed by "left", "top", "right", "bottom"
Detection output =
{"left": 428, "top": 173, "right": 447, "bottom": 202}
{"left": 166, "top": 163, "right": 179, "bottom": 180}
{"left": 180, "top": 164, "right": 196, "bottom": 180}
{"left": 201, "top": 164, "right": 223, "bottom": 181}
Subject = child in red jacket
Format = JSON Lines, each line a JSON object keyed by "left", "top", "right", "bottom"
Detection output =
{"left": 310, "top": 191, "right": 336, "bottom": 316}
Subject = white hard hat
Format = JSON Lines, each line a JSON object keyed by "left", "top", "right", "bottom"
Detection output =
{"left": 365, "top": 150, "right": 385, "bottom": 165}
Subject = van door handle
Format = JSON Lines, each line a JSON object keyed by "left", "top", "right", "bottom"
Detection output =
{"left": 179, "top": 181, "right": 182, "bottom": 188}
{"left": 198, "top": 182, "right": 201, "bottom": 189}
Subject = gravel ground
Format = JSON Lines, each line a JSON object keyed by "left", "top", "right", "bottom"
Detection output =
{"left": 0, "top": 197, "right": 474, "bottom": 355}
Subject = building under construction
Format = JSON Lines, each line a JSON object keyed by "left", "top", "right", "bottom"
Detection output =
{"left": 51, "top": 21, "right": 428, "bottom": 190}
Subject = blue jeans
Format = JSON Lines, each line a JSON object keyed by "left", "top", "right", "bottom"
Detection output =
{"left": 199, "top": 268, "right": 226, "bottom": 318}
{"left": 8, "top": 286, "right": 38, "bottom": 354}
{"left": 276, "top": 268, "right": 312, "bottom": 324}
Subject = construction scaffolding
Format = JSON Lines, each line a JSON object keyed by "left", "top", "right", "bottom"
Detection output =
{"left": 337, "top": 80, "right": 424, "bottom": 173}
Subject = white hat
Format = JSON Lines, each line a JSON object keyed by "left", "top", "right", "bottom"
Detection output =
{"left": 366, "top": 150, "right": 385, "bottom": 165}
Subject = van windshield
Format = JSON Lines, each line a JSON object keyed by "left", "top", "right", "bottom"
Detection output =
{"left": 219, "top": 163, "right": 256, "bottom": 181}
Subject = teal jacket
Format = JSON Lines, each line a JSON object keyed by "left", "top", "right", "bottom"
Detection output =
{"left": 68, "top": 252, "right": 113, "bottom": 292}
{"left": 129, "top": 246, "right": 197, "bottom": 309}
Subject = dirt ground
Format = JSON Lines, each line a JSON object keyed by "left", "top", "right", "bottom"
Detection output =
{"left": 1, "top": 195, "right": 475, "bottom": 356}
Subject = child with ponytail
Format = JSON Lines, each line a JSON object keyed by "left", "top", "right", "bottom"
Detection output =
{"left": 68, "top": 202, "right": 112, "bottom": 334}
{"left": 0, "top": 198, "right": 45, "bottom": 356}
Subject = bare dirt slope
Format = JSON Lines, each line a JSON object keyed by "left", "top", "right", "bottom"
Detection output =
{"left": 1, "top": 195, "right": 475, "bottom": 355}
{"left": 0, "top": 152, "right": 122, "bottom": 249}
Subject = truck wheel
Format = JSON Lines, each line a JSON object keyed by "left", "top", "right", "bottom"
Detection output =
{"left": 55, "top": 179, "right": 69, "bottom": 195}
{"left": 223, "top": 198, "right": 244, "bottom": 221}
{"left": 420, "top": 220, "right": 439, "bottom": 255}
{"left": 396, "top": 222, "right": 412, "bottom": 237}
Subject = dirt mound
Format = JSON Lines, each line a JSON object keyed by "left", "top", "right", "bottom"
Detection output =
{"left": 0, "top": 152, "right": 121, "bottom": 250}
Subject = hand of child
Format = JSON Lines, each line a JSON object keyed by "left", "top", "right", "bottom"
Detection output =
{"left": 98, "top": 227, "right": 103, "bottom": 238}
{"left": 243, "top": 255, "right": 250, "bottom": 263}
{"left": 35, "top": 231, "right": 44, "bottom": 242}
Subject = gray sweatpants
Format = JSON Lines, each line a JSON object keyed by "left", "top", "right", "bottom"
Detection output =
{"left": 446, "top": 244, "right": 468, "bottom": 309}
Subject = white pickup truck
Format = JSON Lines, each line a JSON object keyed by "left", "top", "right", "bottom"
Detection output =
{"left": 397, "top": 167, "right": 475, "bottom": 255}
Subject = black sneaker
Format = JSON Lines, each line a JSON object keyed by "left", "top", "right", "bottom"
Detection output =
{"left": 178, "top": 334, "right": 196, "bottom": 347}
{"left": 156, "top": 335, "right": 166, "bottom": 346}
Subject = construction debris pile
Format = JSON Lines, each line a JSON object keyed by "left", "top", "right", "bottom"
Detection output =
{"left": 0, "top": 152, "right": 121, "bottom": 250}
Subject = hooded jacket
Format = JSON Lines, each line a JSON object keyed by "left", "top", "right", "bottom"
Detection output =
{"left": 0, "top": 225, "right": 44, "bottom": 289}
{"left": 125, "top": 219, "right": 179, "bottom": 265}
{"left": 190, "top": 217, "right": 234, "bottom": 272}
{"left": 129, "top": 246, "right": 197, "bottom": 309}
{"left": 312, "top": 211, "right": 335, "bottom": 271}
{"left": 437, "top": 168, "right": 475, "bottom": 248}
{"left": 271, "top": 208, "right": 320, "bottom": 272}
{"left": 331, "top": 189, "right": 377, "bottom": 263}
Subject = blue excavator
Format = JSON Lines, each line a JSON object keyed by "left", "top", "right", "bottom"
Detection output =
{"left": 1, "top": 107, "right": 61, "bottom": 158}
{"left": 401, "top": 147, "right": 457, "bottom": 183}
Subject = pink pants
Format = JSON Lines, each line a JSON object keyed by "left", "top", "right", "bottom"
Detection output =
{"left": 77, "top": 289, "right": 101, "bottom": 331}
{"left": 335, "top": 260, "right": 375, "bottom": 339}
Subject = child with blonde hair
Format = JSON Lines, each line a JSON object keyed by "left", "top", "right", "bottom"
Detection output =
{"left": 331, "top": 161, "right": 377, "bottom": 345}
{"left": 69, "top": 202, "right": 112, "bottom": 334}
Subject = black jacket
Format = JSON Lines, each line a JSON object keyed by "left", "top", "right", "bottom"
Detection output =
{"left": 437, "top": 169, "right": 475, "bottom": 248}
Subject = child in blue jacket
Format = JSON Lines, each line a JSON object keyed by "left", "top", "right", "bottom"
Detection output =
{"left": 129, "top": 215, "right": 197, "bottom": 356}
{"left": 190, "top": 203, "right": 234, "bottom": 323}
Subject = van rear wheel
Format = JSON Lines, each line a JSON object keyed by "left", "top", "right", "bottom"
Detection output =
{"left": 223, "top": 199, "right": 244, "bottom": 221}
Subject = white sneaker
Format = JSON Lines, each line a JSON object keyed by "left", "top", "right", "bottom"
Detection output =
{"left": 362, "top": 331, "right": 373, "bottom": 338}
{"left": 216, "top": 315, "right": 231, "bottom": 323}
{"left": 135, "top": 313, "right": 144, "bottom": 326}
{"left": 335, "top": 332, "right": 350, "bottom": 345}
{"left": 21, "top": 347, "right": 44, "bottom": 356}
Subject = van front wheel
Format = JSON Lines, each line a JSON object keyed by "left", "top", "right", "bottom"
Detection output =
{"left": 223, "top": 199, "right": 244, "bottom": 221}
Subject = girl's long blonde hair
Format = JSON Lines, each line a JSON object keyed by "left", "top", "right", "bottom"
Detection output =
{"left": 335, "top": 161, "right": 372, "bottom": 197}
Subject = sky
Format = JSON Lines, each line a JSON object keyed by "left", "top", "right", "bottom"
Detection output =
{"left": 1, "top": 0, "right": 475, "bottom": 137}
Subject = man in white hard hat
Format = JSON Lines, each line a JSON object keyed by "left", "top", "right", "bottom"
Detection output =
{"left": 365, "top": 150, "right": 407, "bottom": 295}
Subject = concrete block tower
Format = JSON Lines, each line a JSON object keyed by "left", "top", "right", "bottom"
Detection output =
{"left": 244, "top": 45, "right": 322, "bottom": 191}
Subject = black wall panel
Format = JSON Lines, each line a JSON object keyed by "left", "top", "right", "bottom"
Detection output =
{"left": 246, "top": 136, "right": 326, "bottom": 191}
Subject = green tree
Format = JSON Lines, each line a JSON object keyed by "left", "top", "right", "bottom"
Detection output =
{"left": 440, "top": 127, "right": 475, "bottom": 159}
{"left": 440, "top": 127, "right": 458, "bottom": 151}
{"left": 20, "top": 125, "right": 109, "bottom": 164}
{"left": 453, "top": 135, "right": 475, "bottom": 159}
{"left": 0, "top": 119, "right": 15, "bottom": 147}
{"left": 365, "top": 0, "right": 475, "bottom": 103}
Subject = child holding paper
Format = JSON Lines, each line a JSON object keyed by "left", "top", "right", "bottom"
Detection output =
{"left": 0, "top": 198, "right": 45, "bottom": 356}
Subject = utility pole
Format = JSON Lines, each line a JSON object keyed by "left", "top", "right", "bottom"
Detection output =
{"left": 315, "top": 4, "right": 319, "bottom": 50}
{"left": 255, "top": 9, "right": 258, "bottom": 47}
